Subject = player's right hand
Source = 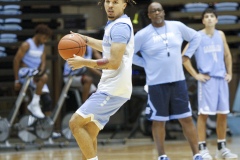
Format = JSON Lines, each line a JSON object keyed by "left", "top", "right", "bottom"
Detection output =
{"left": 195, "top": 73, "right": 210, "bottom": 82}
{"left": 67, "top": 54, "right": 85, "bottom": 70}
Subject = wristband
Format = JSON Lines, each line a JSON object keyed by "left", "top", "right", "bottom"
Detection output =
{"left": 97, "top": 58, "right": 109, "bottom": 66}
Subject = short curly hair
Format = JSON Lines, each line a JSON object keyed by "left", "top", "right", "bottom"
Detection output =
{"left": 201, "top": 8, "right": 218, "bottom": 20}
{"left": 34, "top": 24, "right": 52, "bottom": 37}
{"left": 98, "top": 0, "right": 136, "bottom": 6}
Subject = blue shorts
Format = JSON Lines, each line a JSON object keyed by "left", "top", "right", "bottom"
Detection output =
{"left": 19, "top": 67, "right": 49, "bottom": 93}
{"left": 198, "top": 77, "right": 229, "bottom": 115}
{"left": 75, "top": 91, "right": 128, "bottom": 130}
{"left": 146, "top": 80, "right": 192, "bottom": 121}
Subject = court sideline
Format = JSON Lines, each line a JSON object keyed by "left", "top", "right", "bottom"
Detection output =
{"left": 0, "top": 135, "right": 239, "bottom": 160}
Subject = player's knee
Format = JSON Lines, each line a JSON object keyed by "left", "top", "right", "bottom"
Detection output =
{"left": 40, "top": 93, "right": 52, "bottom": 112}
{"left": 69, "top": 115, "right": 78, "bottom": 133}
{"left": 83, "top": 76, "right": 93, "bottom": 84}
{"left": 199, "top": 114, "right": 209, "bottom": 121}
{"left": 69, "top": 119, "right": 74, "bottom": 132}
{"left": 179, "top": 116, "right": 194, "bottom": 126}
{"left": 41, "top": 74, "right": 48, "bottom": 83}
{"left": 69, "top": 114, "right": 84, "bottom": 133}
{"left": 86, "top": 76, "right": 93, "bottom": 83}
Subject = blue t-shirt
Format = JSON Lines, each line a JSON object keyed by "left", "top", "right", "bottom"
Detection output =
{"left": 133, "top": 20, "right": 201, "bottom": 85}
{"left": 106, "top": 16, "right": 131, "bottom": 44}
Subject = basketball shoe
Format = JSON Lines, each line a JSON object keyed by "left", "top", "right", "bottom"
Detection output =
{"left": 158, "top": 157, "right": 170, "bottom": 160}
{"left": 158, "top": 155, "right": 170, "bottom": 160}
{"left": 199, "top": 148, "right": 213, "bottom": 160}
{"left": 215, "top": 147, "right": 238, "bottom": 159}
{"left": 193, "top": 154, "right": 203, "bottom": 160}
{"left": 27, "top": 102, "right": 45, "bottom": 119}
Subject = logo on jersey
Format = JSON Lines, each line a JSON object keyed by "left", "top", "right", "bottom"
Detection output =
{"left": 203, "top": 44, "right": 222, "bottom": 62}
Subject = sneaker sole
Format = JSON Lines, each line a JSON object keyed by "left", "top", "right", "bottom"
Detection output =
{"left": 215, "top": 158, "right": 238, "bottom": 160}
{"left": 30, "top": 114, "right": 45, "bottom": 119}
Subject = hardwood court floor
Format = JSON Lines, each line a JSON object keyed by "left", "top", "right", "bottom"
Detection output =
{"left": 0, "top": 136, "right": 239, "bottom": 160}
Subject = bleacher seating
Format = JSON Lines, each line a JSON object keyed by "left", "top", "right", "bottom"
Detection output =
{"left": 0, "top": 0, "right": 99, "bottom": 117}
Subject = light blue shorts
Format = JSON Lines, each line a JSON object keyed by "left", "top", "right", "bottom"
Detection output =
{"left": 75, "top": 91, "right": 128, "bottom": 130}
{"left": 198, "top": 77, "right": 229, "bottom": 115}
{"left": 19, "top": 67, "right": 49, "bottom": 93}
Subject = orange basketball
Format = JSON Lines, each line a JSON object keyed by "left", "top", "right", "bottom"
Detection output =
{"left": 58, "top": 34, "right": 86, "bottom": 60}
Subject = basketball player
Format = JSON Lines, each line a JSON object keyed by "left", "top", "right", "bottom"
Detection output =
{"left": 67, "top": 0, "right": 135, "bottom": 159}
{"left": 133, "top": 2, "right": 203, "bottom": 160}
{"left": 13, "top": 24, "right": 52, "bottom": 119}
{"left": 183, "top": 8, "right": 238, "bottom": 160}
{"left": 63, "top": 46, "right": 102, "bottom": 103}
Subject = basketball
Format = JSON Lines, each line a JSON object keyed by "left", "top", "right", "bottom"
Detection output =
{"left": 58, "top": 34, "right": 86, "bottom": 60}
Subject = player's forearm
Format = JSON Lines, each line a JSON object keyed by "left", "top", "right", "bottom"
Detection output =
{"left": 225, "top": 54, "right": 232, "bottom": 76}
{"left": 82, "top": 58, "right": 120, "bottom": 70}
{"left": 183, "top": 60, "right": 198, "bottom": 79}
{"left": 78, "top": 34, "right": 103, "bottom": 52}
{"left": 72, "top": 32, "right": 103, "bottom": 52}
{"left": 40, "top": 59, "right": 46, "bottom": 72}
{"left": 13, "top": 58, "right": 20, "bottom": 80}
{"left": 133, "top": 53, "right": 144, "bottom": 68}
{"left": 85, "top": 37, "right": 103, "bottom": 52}
{"left": 184, "top": 33, "right": 201, "bottom": 58}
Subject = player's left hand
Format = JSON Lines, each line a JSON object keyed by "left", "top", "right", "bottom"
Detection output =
{"left": 67, "top": 54, "right": 85, "bottom": 70}
{"left": 225, "top": 73, "right": 232, "bottom": 83}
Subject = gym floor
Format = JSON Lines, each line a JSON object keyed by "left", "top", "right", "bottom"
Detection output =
{"left": 0, "top": 131, "right": 239, "bottom": 160}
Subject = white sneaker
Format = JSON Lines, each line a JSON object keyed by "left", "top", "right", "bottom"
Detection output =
{"left": 52, "top": 132, "right": 61, "bottom": 139}
{"left": 215, "top": 147, "right": 238, "bottom": 159}
{"left": 200, "top": 148, "right": 213, "bottom": 160}
{"left": 27, "top": 103, "right": 45, "bottom": 119}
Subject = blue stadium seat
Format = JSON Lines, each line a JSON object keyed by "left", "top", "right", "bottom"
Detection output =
{"left": 0, "top": 4, "right": 21, "bottom": 15}
{"left": 2, "top": 18, "right": 22, "bottom": 30}
{"left": 214, "top": 2, "right": 239, "bottom": 11}
{"left": 217, "top": 15, "right": 238, "bottom": 24}
{"left": 0, "top": 33, "right": 17, "bottom": 43}
{"left": 182, "top": 3, "right": 209, "bottom": 12}
{"left": 0, "top": 46, "right": 7, "bottom": 57}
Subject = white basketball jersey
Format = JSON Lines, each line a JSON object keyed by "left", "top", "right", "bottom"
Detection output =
{"left": 97, "top": 15, "right": 134, "bottom": 98}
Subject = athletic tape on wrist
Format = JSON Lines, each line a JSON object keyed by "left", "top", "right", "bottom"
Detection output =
{"left": 96, "top": 58, "right": 109, "bottom": 66}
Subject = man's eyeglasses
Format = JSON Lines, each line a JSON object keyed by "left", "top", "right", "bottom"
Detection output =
{"left": 149, "top": 9, "right": 163, "bottom": 14}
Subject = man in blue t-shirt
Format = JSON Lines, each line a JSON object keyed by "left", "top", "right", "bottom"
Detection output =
{"left": 133, "top": 2, "right": 202, "bottom": 160}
